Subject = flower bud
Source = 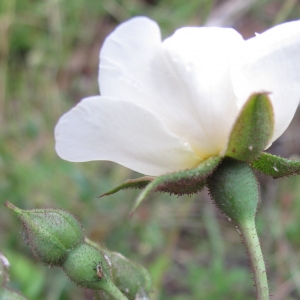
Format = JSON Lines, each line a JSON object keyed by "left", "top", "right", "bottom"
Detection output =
{"left": 63, "top": 243, "right": 111, "bottom": 290}
{"left": 84, "top": 239, "right": 152, "bottom": 300}
{"left": 5, "top": 201, "right": 84, "bottom": 266}
{"left": 63, "top": 242, "right": 131, "bottom": 300}
{"left": 108, "top": 251, "right": 151, "bottom": 300}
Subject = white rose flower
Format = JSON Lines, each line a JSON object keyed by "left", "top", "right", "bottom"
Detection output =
{"left": 55, "top": 17, "right": 300, "bottom": 176}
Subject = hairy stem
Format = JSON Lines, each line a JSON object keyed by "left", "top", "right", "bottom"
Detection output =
{"left": 239, "top": 220, "right": 269, "bottom": 300}
{"left": 102, "top": 280, "right": 129, "bottom": 300}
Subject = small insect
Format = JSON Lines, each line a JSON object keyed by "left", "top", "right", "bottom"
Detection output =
{"left": 93, "top": 261, "right": 107, "bottom": 282}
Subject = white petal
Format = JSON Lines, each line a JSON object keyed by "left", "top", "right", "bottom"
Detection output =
{"left": 163, "top": 27, "right": 243, "bottom": 155}
{"left": 231, "top": 20, "right": 300, "bottom": 144}
{"left": 55, "top": 96, "right": 201, "bottom": 176}
{"left": 99, "top": 17, "right": 243, "bottom": 159}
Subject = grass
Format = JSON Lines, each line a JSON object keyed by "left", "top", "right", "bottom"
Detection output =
{"left": 1, "top": 0, "right": 300, "bottom": 299}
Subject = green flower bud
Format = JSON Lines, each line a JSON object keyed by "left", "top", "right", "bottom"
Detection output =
{"left": 108, "top": 251, "right": 151, "bottom": 300}
{"left": 84, "top": 239, "right": 152, "bottom": 300}
{"left": 63, "top": 243, "right": 111, "bottom": 290}
{"left": 5, "top": 201, "right": 84, "bottom": 266}
{"left": 63, "top": 243, "right": 128, "bottom": 299}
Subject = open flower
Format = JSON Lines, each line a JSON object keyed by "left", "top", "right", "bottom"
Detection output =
{"left": 55, "top": 17, "right": 300, "bottom": 176}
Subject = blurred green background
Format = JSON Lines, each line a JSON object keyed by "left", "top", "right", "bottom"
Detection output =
{"left": 1, "top": 0, "right": 300, "bottom": 299}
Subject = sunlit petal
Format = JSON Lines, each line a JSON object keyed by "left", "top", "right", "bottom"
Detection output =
{"left": 231, "top": 20, "right": 300, "bottom": 145}
{"left": 55, "top": 96, "right": 201, "bottom": 176}
{"left": 100, "top": 17, "right": 243, "bottom": 158}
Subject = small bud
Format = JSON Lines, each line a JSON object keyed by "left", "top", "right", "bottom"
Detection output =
{"left": 5, "top": 201, "right": 84, "bottom": 266}
{"left": 84, "top": 239, "right": 152, "bottom": 300}
{"left": 63, "top": 243, "right": 129, "bottom": 300}
{"left": 108, "top": 251, "right": 152, "bottom": 300}
{"left": 63, "top": 243, "right": 111, "bottom": 290}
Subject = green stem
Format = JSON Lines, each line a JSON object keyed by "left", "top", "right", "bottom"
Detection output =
{"left": 100, "top": 280, "right": 129, "bottom": 300}
{"left": 239, "top": 220, "right": 269, "bottom": 300}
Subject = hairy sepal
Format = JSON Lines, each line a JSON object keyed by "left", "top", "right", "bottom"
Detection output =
{"left": 225, "top": 93, "right": 274, "bottom": 162}
{"left": 251, "top": 152, "right": 300, "bottom": 178}
{"left": 129, "top": 156, "right": 222, "bottom": 216}
{"left": 100, "top": 176, "right": 155, "bottom": 197}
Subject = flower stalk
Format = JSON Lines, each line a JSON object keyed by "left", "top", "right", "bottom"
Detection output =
{"left": 239, "top": 220, "right": 269, "bottom": 300}
{"left": 99, "top": 280, "right": 130, "bottom": 300}
{"left": 207, "top": 158, "right": 269, "bottom": 299}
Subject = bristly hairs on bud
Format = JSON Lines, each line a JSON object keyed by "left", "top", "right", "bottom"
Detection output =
{"left": 5, "top": 201, "right": 154, "bottom": 300}
{"left": 5, "top": 201, "right": 84, "bottom": 266}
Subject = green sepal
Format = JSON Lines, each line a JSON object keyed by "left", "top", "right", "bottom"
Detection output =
{"left": 129, "top": 156, "right": 222, "bottom": 216}
{"left": 225, "top": 93, "right": 274, "bottom": 162}
{"left": 251, "top": 152, "right": 300, "bottom": 178}
{"left": 100, "top": 176, "right": 155, "bottom": 197}
{"left": 207, "top": 158, "right": 259, "bottom": 226}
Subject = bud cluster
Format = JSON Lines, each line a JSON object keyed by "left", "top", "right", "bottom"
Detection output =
{"left": 5, "top": 202, "right": 152, "bottom": 300}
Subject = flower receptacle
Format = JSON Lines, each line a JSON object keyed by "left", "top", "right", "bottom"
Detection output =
{"left": 207, "top": 158, "right": 259, "bottom": 226}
